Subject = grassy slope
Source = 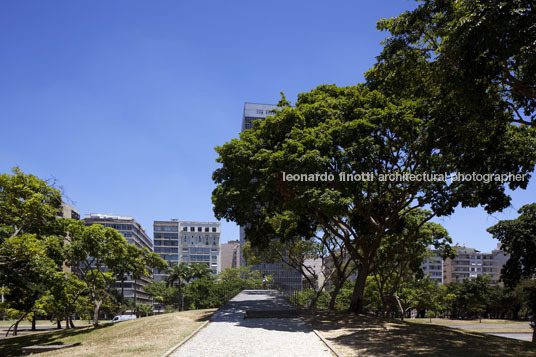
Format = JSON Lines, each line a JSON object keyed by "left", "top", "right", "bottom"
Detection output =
{"left": 0, "top": 309, "right": 214, "bottom": 357}
{"left": 302, "top": 312, "right": 536, "bottom": 357}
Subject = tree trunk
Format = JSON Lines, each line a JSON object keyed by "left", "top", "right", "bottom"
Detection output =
{"left": 309, "top": 290, "right": 321, "bottom": 309}
{"left": 65, "top": 313, "right": 70, "bottom": 329}
{"left": 134, "top": 279, "right": 137, "bottom": 308}
{"left": 70, "top": 317, "right": 75, "bottom": 328}
{"left": 31, "top": 313, "right": 36, "bottom": 331}
{"left": 93, "top": 300, "right": 103, "bottom": 327}
{"left": 6, "top": 312, "right": 28, "bottom": 337}
{"left": 394, "top": 294, "right": 405, "bottom": 321}
{"left": 328, "top": 282, "right": 343, "bottom": 310}
{"left": 348, "top": 265, "right": 369, "bottom": 314}
{"left": 178, "top": 285, "right": 182, "bottom": 311}
{"left": 121, "top": 277, "right": 125, "bottom": 304}
{"left": 56, "top": 319, "right": 62, "bottom": 329}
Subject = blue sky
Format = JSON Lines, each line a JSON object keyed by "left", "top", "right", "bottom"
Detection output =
{"left": 0, "top": 0, "right": 534, "bottom": 251}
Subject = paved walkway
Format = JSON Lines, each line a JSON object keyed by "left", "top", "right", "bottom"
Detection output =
{"left": 172, "top": 290, "right": 333, "bottom": 357}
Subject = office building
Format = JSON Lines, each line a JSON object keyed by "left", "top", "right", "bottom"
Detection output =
{"left": 239, "top": 102, "right": 304, "bottom": 293}
{"left": 84, "top": 213, "right": 153, "bottom": 305}
{"left": 153, "top": 219, "right": 180, "bottom": 282}
{"left": 179, "top": 221, "right": 220, "bottom": 273}
{"left": 59, "top": 202, "right": 80, "bottom": 220}
{"left": 220, "top": 240, "right": 241, "bottom": 271}
{"left": 153, "top": 220, "right": 221, "bottom": 282}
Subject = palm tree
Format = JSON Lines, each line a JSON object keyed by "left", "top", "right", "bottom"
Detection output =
{"left": 189, "top": 263, "right": 213, "bottom": 280}
{"left": 165, "top": 263, "right": 191, "bottom": 311}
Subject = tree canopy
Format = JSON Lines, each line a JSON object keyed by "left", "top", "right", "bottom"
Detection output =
{"left": 369, "top": 0, "right": 536, "bottom": 126}
{"left": 488, "top": 203, "right": 536, "bottom": 287}
{"left": 213, "top": 83, "right": 535, "bottom": 312}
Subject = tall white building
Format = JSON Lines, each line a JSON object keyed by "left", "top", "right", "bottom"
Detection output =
{"left": 153, "top": 219, "right": 221, "bottom": 282}
{"left": 179, "top": 221, "right": 220, "bottom": 273}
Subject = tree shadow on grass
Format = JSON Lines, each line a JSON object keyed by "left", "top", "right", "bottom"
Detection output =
{"left": 0, "top": 324, "right": 109, "bottom": 357}
{"left": 302, "top": 311, "right": 536, "bottom": 357}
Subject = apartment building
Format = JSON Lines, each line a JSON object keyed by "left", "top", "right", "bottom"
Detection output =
{"left": 421, "top": 251, "right": 444, "bottom": 284}
{"left": 443, "top": 244, "right": 509, "bottom": 284}
{"left": 153, "top": 219, "right": 221, "bottom": 282}
{"left": 84, "top": 213, "right": 153, "bottom": 305}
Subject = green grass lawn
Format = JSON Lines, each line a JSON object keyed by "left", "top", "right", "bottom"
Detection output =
{"left": 0, "top": 309, "right": 214, "bottom": 357}
{"left": 301, "top": 312, "right": 536, "bottom": 357}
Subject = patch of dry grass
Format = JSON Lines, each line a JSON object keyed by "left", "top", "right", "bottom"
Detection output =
{"left": 0, "top": 309, "right": 214, "bottom": 357}
{"left": 301, "top": 311, "right": 536, "bottom": 357}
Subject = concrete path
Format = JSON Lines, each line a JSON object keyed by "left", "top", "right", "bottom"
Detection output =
{"left": 451, "top": 324, "right": 531, "bottom": 329}
{"left": 172, "top": 290, "right": 333, "bottom": 357}
{"left": 487, "top": 332, "right": 533, "bottom": 341}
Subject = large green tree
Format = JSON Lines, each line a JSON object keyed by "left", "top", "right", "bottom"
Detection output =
{"left": 0, "top": 168, "right": 65, "bottom": 335}
{"left": 488, "top": 203, "right": 536, "bottom": 342}
{"left": 213, "top": 84, "right": 534, "bottom": 313}
{"left": 64, "top": 220, "right": 166, "bottom": 326}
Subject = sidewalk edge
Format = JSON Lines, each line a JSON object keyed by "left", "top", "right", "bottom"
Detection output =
{"left": 312, "top": 328, "right": 344, "bottom": 357}
{"left": 161, "top": 320, "right": 210, "bottom": 357}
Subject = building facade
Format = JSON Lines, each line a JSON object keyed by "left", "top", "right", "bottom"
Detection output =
{"left": 421, "top": 244, "right": 509, "bottom": 285}
{"left": 179, "top": 221, "right": 220, "bottom": 273}
{"left": 84, "top": 213, "right": 153, "bottom": 305}
{"left": 153, "top": 219, "right": 180, "bottom": 282}
{"left": 421, "top": 251, "right": 444, "bottom": 284}
{"left": 442, "top": 244, "right": 509, "bottom": 284}
{"left": 153, "top": 220, "right": 221, "bottom": 282}
{"left": 59, "top": 202, "right": 80, "bottom": 220}
{"left": 220, "top": 240, "right": 241, "bottom": 271}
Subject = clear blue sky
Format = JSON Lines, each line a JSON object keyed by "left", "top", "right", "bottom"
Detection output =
{"left": 1, "top": 0, "right": 534, "bottom": 250}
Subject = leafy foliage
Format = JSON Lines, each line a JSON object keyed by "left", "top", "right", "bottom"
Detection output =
{"left": 488, "top": 203, "right": 536, "bottom": 287}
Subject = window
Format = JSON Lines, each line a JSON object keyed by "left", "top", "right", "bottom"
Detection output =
{"left": 212, "top": 227, "right": 216, "bottom": 232}
{"left": 257, "top": 109, "right": 263, "bottom": 114}
{"left": 198, "top": 227, "right": 202, "bottom": 232}
{"left": 190, "top": 227, "right": 195, "bottom": 232}
{"left": 182, "top": 227, "right": 188, "bottom": 231}
{"left": 205, "top": 227, "right": 209, "bottom": 232}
